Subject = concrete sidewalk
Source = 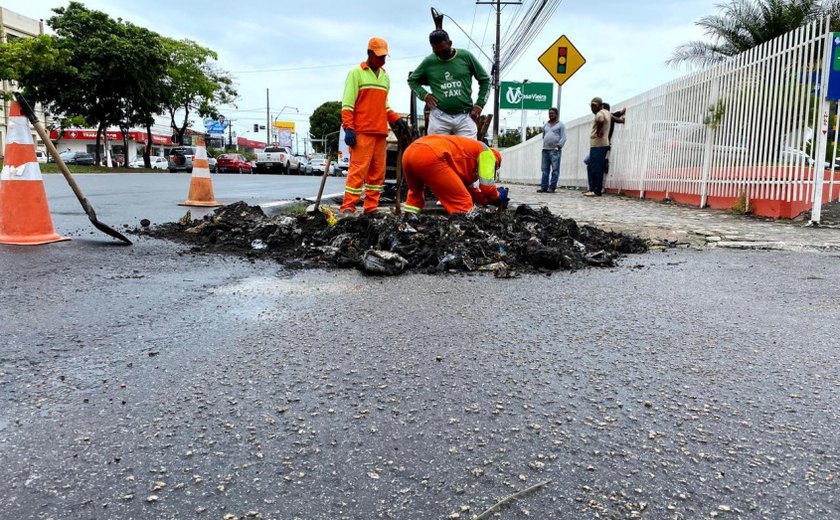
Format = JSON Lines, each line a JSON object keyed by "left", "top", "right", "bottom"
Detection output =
{"left": 510, "top": 185, "right": 840, "bottom": 252}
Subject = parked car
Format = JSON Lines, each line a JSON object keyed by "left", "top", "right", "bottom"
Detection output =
{"left": 298, "top": 157, "right": 314, "bottom": 175}
{"left": 648, "top": 121, "right": 749, "bottom": 168}
{"left": 59, "top": 151, "right": 95, "bottom": 166}
{"left": 35, "top": 150, "right": 48, "bottom": 163}
{"left": 292, "top": 154, "right": 312, "bottom": 175}
{"left": 216, "top": 154, "right": 253, "bottom": 173}
{"left": 168, "top": 146, "right": 196, "bottom": 173}
{"left": 255, "top": 146, "right": 300, "bottom": 174}
{"left": 336, "top": 153, "right": 350, "bottom": 173}
{"left": 310, "top": 154, "right": 340, "bottom": 176}
{"left": 208, "top": 157, "right": 217, "bottom": 173}
{"left": 128, "top": 156, "right": 168, "bottom": 170}
{"left": 778, "top": 146, "right": 835, "bottom": 169}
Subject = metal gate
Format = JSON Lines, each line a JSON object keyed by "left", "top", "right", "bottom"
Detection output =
{"left": 501, "top": 18, "right": 838, "bottom": 221}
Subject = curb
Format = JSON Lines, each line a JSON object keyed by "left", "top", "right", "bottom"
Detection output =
{"left": 260, "top": 193, "right": 344, "bottom": 211}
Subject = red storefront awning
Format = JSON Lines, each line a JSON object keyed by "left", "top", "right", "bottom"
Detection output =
{"left": 49, "top": 129, "right": 173, "bottom": 146}
{"left": 237, "top": 137, "right": 266, "bottom": 149}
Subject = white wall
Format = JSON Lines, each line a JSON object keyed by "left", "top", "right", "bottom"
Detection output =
{"left": 499, "top": 113, "right": 590, "bottom": 189}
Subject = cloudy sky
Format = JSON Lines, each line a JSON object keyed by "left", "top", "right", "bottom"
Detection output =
{"left": 6, "top": 0, "right": 722, "bottom": 146}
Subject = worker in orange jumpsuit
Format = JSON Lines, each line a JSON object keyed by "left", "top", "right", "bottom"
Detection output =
{"left": 401, "top": 135, "right": 504, "bottom": 215}
{"left": 341, "top": 37, "right": 408, "bottom": 214}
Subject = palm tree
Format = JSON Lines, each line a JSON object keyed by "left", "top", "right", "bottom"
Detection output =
{"left": 667, "top": 0, "right": 838, "bottom": 68}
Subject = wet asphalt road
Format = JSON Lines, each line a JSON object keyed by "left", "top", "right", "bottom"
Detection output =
{"left": 1, "top": 175, "right": 839, "bottom": 519}
{"left": 38, "top": 172, "right": 347, "bottom": 236}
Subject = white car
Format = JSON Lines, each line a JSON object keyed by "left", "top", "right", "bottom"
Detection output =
{"left": 129, "top": 156, "right": 168, "bottom": 170}
{"left": 310, "top": 155, "right": 340, "bottom": 176}
{"left": 36, "top": 150, "right": 48, "bottom": 163}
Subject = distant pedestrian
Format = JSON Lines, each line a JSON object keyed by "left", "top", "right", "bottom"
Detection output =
{"left": 408, "top": 30, "right": 491, "bottom": 139}
{"left": 584, "top": 97, "right": 611, "bottom": 197}
{"left": 601, "top": 102, "right": 626, "bottom": 176}
{"left": 537, "top": 107, "right": 566, "bottom": 193}
{"left": 340, "top": 37, "right": 408, "bottom": 215}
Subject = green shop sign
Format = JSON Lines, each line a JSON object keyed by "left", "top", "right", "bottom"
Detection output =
{"left": 499, "top": 81, "right": 554, "bottom": 110}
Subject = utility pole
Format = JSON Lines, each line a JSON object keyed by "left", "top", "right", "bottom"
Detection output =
{"left": 265, "top": 88, "right": 270, "bottom": 145}
{"left": 520, "top": 80, "right": 529, "bottom": 143}
{"left": 476, "top": 0, "right": 521, "bottom": 147}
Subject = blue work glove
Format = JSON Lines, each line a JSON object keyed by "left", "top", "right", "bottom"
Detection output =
{"left": 497, "top": 186, "right": 510, "bottom": 210}
{"left": 393, "top": 118, "right": 409, "bottom": 136}
{"left": 344, "top": 128, "right": 357, "bottom": 148}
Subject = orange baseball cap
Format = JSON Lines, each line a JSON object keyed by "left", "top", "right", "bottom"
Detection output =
{"left": 368, "top": 37, "right": 389, "bottom": 57}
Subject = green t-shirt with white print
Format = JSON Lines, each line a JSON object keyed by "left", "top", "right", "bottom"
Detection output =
{"left": 408, "top": 49, "right": 491, "bottom": 115}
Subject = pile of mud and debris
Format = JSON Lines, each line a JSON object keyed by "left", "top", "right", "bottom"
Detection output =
{"left": 139, "top": 202, "right": 648, "bottom": 276}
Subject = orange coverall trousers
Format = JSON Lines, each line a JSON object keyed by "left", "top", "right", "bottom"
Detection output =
{"left": 402, "top": 142, "right": 487, "bottom": 214}
{"left": 340, "top": 133, "right": 386, "bottom": 213}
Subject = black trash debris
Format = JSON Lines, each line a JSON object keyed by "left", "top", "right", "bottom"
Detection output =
{"left": 361, "top": 250, "right": 409, "bottom": 276}
{"left": 138, "top": 201, "right": 648, "bottom": 275}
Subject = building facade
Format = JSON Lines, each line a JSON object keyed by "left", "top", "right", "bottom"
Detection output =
{"left": 48, "top": 129, "right": 175, "bottom": 165}
{"left": 0, "top": 6, "right": 47, "bottom": 153}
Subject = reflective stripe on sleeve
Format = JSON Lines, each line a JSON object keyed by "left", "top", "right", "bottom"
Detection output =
{"left": 359, "top": 84, "right": 388, "bottom": 92}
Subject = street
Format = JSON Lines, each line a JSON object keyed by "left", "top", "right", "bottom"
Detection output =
{"left": 38, "top": 173, "right": 348, "bottom": 235}
{"left": 1, "top": 176, "right": 838, "bottom": 519}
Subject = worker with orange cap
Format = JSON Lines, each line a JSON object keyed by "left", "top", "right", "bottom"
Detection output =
{"left": 401, "top": 135, "right": 506, "bottom": 215}
{"left": 340, "top": 37, "right": 408, "bottom": 214}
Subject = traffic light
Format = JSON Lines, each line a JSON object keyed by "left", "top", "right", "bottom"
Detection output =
{"left": 557, "top": 46, "right": 567, "bottom": 74}
{"left": 253, "top": 124, "right": 259, "bottom": 132}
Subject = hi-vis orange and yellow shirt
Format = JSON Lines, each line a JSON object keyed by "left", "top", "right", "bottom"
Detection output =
{"left": 342, "top": 62, "right": 401, "bottom": 136}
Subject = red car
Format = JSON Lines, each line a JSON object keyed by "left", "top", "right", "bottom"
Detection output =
{"left": 215, "top": 154, "right": 253, "bottom": 174}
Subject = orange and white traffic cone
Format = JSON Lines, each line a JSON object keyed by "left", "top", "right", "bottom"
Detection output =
{"left": 0, "top": 100, "right": 69, "bottom": 246}
{"left": 179, "top": 136, "right": 221, "bottom": 207}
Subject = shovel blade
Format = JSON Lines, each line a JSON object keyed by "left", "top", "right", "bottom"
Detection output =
{"left": 91, "top": 218, "right": 132, "bottom": 245}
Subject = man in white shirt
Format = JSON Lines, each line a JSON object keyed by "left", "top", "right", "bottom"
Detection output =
{"left": 538, "top": 107, "right": 566, "bottom": 193}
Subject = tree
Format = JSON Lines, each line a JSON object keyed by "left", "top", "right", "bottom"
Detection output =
{"left": 0, "top": 3, "right": 233, "bottom": 167}
{"left": 116, "top": 23, "right": 168, "bottom": 168}
{"left": 44, "top": 2, "right": 137, "bottom": 165}
{"left": 309, "top": 101, "right": 342, "bottom": 154}
{"left": 496, "top": 126, "right": 542, "bottom": 148}
{"left": 667, "top": 0, "right": 836, "bottom": 68}
{"left": 0, "top": 35, "right": 70, "bottom": 86}
{"left": 1, "top": 2, "right": 165, "bottom": 166}
{"left": 161, "top": 38, "right": 237, "bottom": 146}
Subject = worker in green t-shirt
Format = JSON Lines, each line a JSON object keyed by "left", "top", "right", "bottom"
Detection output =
{"left": 408, "top": 30, "right": 491, "bottom": 139}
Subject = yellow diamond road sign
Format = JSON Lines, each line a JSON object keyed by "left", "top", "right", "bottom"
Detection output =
{"left": 538, "top": 35, "right": 585, "bottom": 86}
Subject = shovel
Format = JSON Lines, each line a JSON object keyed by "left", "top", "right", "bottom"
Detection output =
{"left": 312, "top": 157, "right": 332, "bottom": 212}
{"left": 14, "top": 93, "right": 132, "bottom": 245}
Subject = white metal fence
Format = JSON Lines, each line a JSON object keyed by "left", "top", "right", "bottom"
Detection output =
{"left": 501, "top": 18, "right": 838, "bottom": 220}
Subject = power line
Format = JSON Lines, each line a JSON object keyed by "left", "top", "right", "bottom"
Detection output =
{"left": 467, "top": 3, "right": 479, "bottom": 52}
{"left": 480, "top": 9, "right": 493, "bottom": 65}
{"left": 231, "top": 54, "right": 429, "bottom": 74}
{"left": 500, "top": 0, "right": 563, "bottom": 72}
{"left": 500, "top": 0, "right": 526, "bottom": 49}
